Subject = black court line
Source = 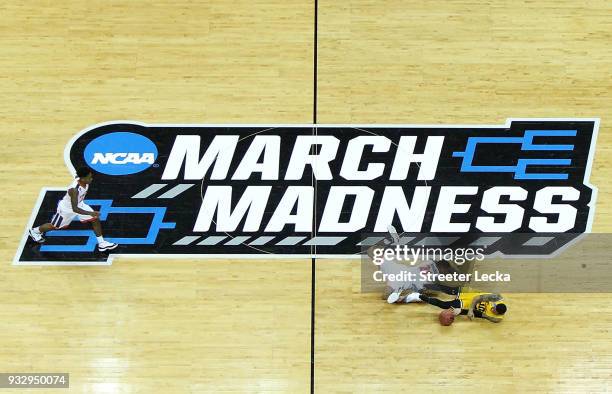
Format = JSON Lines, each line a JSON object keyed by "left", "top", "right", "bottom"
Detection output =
{"left": 310, "top": 0, "right": 318, "bottom": 392}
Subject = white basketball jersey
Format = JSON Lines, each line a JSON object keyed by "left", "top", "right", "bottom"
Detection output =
{"left": 380, "top": 258, "right": 438, "bottom": 292}
{"left": 59, "top": 179, "right": 89, "bottom": 210}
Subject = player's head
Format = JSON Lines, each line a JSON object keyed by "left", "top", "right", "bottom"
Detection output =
{"left": 76, "top": 166, "right": 93, "bottom": 184}
{"left": 492, "top": 302, "right": 507, "bottom": 315}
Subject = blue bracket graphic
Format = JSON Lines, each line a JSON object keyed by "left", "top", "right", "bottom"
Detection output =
{"left": 452, "top": 130, "right": 576, "bottom": 180}
{"left": 40, "top": 199, "right": 176, "bottom": 252}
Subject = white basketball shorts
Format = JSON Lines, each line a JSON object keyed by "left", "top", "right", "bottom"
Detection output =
{"left": 50, "top": 202, "right": 96, "bottom": 229}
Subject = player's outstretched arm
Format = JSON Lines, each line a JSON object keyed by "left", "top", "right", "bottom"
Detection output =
{"left": 484, "top": 315, "right": 503, "bottom": 323}
{"left": 480, "top": 293, "right": 502, "bottom": 302}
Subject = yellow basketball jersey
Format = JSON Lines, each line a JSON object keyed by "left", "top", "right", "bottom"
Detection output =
{"left": 457, "top": 288, "right": 505, "bottom": 320}
{"left": 457, "top": 288, "right": 485, "bottom": 309}
{"left": 482, "top": 301, "right": 505, "bottom": 321}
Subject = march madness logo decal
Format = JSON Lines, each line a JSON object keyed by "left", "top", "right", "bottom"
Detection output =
{"left": 15, "top": 119, "right": 599, "bottom": 264}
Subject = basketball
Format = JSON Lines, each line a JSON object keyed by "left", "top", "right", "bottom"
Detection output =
{"left": 439, "top": 309, "right": 455, "bottom": 326}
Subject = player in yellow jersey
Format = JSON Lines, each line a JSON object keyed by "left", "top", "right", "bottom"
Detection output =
{"left": 405, "top": 284, "right": 507, "bottom": 322}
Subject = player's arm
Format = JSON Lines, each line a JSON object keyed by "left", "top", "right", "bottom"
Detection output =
{"left": 458, "top": 307, "right": 482, "bottom": 318}
{"left": 483, "top": 315, "right": 502, "bottom": 323}
{"left": 367, "top": 228, "right": 399, "bottom": 258}
{"left": 467, "top": 296, "right": 480, "bottom": 319}
{"left": 68, "top": 188, "right": 99, "bottom": 217}
{"left": 480, "top": 293, "right": 502, "bottom": 302}
{"left": 467, "top": 294, "right": 500, "bottom": 319}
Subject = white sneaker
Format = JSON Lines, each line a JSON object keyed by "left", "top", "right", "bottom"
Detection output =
{"left": 404, "top": 292, "right": 423, "bottom": 303}
{"left": 28, "top": 228, "right": 45, "bottom": 243}
{"left": 387, "top": 224, "right": 400, "bottom": 245}
{"left": 98, "top": 241, "right": 118, "bottom": 252}
{"left": 387, "top": 291, "right": 401, "bottom": 304}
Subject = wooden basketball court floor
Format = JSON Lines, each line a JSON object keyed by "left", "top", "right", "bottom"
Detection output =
{"left": 1, "top": 1, "right": 611, "bottom": 392}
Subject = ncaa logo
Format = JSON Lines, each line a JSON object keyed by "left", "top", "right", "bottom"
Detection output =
{"left": 84, "top": 132, "right": 158, "bottom": 175}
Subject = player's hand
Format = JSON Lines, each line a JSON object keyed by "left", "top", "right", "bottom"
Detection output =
{"left": 467, "top": 309, "right": 475, "bottom": 320}
{"left": 91, "top": 211, "right": 100, "bottom": 218}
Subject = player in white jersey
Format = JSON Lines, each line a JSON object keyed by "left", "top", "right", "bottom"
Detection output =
{"left": 28, "top": 166, "right": 118, "bottom": 252}
{"left": 368, "top": 225, "right": 437, "bottom": 304}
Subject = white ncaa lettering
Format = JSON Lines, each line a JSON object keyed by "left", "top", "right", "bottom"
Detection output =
{"left": 92, "top": 152, "right": 155, "bottom": 165}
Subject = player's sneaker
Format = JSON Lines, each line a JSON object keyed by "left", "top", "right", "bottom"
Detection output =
{"left": 404, "top": 292, "right": 423, "bottom": 303}
{"left": 387, "top": 224, "right": 400, "bottom": 245}
{"left": 387, "top": 291, "right": 401, "bottom": 304}
{"left": 98, "top": 241, "right": 118, "bottom": 252}
{"left": 28, "top": 228, "right": 45, "bottom": 243}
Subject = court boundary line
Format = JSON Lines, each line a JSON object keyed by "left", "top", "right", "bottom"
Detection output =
{"left": 310, "top": 0, "right": 318, "bottom": 391}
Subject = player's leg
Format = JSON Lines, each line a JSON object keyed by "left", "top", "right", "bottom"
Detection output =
{"left": 28, "top": 225, "right": 48, "bottom": 243}
{"left": 404, "top": 262, "right": 439, "bottom": 302}
{"left": 422, "top": 283, "right": 460, "bottom": 295}
{"left": 419, "top": 295, "right": 461, "bottom": 310}
{"left": 387, "top": 224, "right": 400, "bottom": 244}
{"left": 403, "top": 292, "right": 423, "bottom": 303}
{"left": 37, "top": 223, "right": 56, "bottom": 232}
{"left": 29, "top": 211, "right": 72, "bottom": 243}
{"left": 78, "top": 204, "right": 118, "bottom": 252}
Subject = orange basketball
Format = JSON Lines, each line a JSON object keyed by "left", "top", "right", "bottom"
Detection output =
{"left": 439, "top": 309, "right": 455, "bottom": 326}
